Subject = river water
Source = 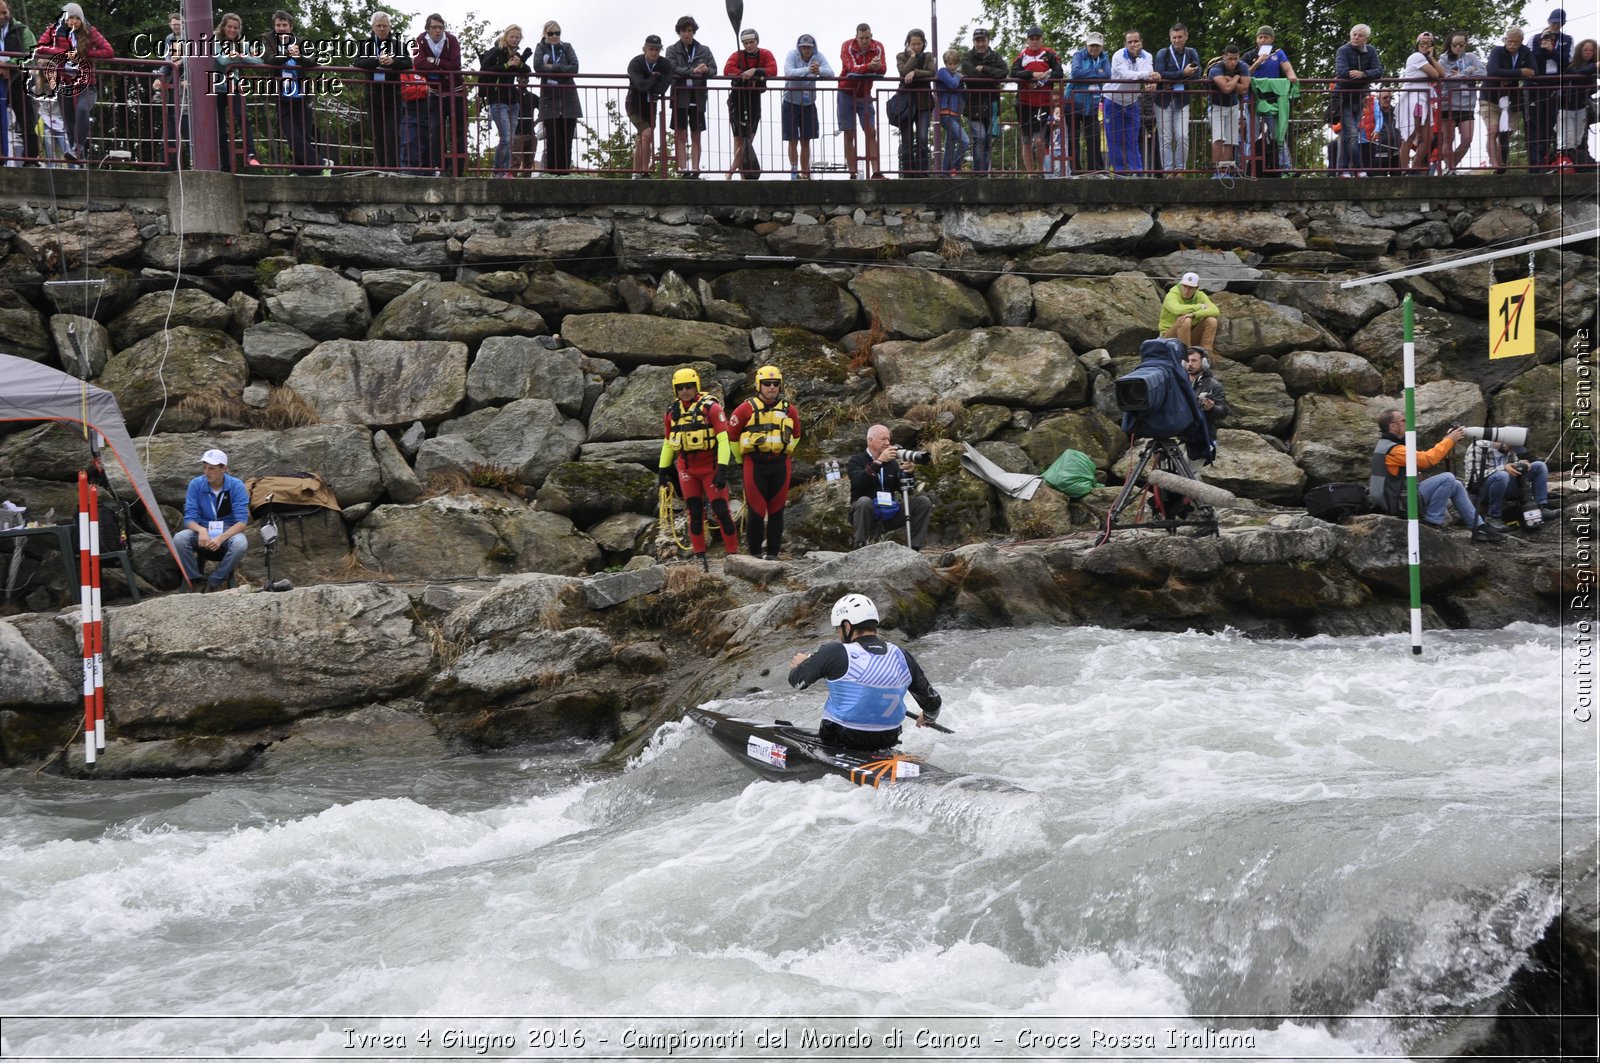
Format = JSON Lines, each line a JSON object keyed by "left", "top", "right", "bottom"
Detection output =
{"left": 1, "top": 623, "right": 1590, "bottom": 1062}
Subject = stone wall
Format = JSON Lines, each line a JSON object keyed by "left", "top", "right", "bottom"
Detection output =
{"left": 0, "top": 172, "right": 1594, "bottom": 609}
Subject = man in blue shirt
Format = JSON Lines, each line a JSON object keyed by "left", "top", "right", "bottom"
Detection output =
{"left": 175, "top": 448, "right": 250, "bottom": 591}
{"left": 788, "top": 593, "right": 942, "bottom": 751}
{"left": 1152, "top": 23, "right": 1200, "bottom": 173}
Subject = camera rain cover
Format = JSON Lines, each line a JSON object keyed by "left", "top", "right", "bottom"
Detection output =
{"left": 1118, "top": 339, "right": 1216, "bottom": 464}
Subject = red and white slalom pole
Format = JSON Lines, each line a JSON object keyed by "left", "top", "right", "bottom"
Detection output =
{"left": 87, "top": 481, "right": 106, "bottom": 752}
{"left": 77, "top": 473, "right": 95, "bottom": 766}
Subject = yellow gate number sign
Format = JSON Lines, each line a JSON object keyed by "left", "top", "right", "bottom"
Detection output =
{"left": 1489, "top": 278, "right": 1536, "bottom": 359}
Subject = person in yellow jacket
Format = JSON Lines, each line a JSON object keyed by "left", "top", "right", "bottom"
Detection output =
{"left": 1158, "top": 270, "right": 1221, "bottom": 353}
{"left": 726, "top": 364, "right": 801, "bottom": 560}
{"left": 660, "top": 367, "right": 740, "bottom": 567}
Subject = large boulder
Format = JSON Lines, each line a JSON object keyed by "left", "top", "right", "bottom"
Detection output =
{"left": 1140, "top": 250, "right": 1263, "bottom": 293}
{"left": 285, "top": 339, "right": 467, "bottom": 428}
{"left": 1044, "top": 208, "right": 1154, "bottom": 253}
{"left": 1156, "top": 207, "right": 1305, "bottom": 254}
{"left": 1211, "top": 361, "right": 1296, "bottom": 436}
{"left": 242, "top": 321, "right": 318, "bottom": 382}
{"left": 765, "top": 216, "right": 941, "bottom": 260}
{"left": 108, "top": 290, "right": 233, "bottom": 350}
{"left": 1206, "top": 429, "right": 1307, "bottom": 504}
{"left": 457, "top": 398, "right": 587, "bottom": 486}
{"left": 368, "top": 281, "right": 547, "bottom": 347}
{"left": 873, "top": 328, "right": 1088, "bottom": 413}
{"left": 1489, "top": 363, "right": 1570, "bottom": 467}
{"left": 848, "top": 267, "right": 988, "bottom": 340}
{"left": 98, "top": 328, "right": 248, "bottom": 435}
{"left": 296, "top": 224, "right": 454, "bottom": 270}
{"left": 1303, "top": 219, "right": 1395, "bottom": 258}
{"left": 353, "top": 495, "right": 600, "bottom": 578}
{"left": 461, "top": 219, "right": 613, "bottom": 263}
{"left": 465, "top": 337, "right": 587, "bottom": 415}
{"left": 1277, "top": 350, "right": 1386, "bottom": 397}
{"left": 1352, "top": 304, "right": 1560, "bottom": 392}
{"left": 40, "top": 266, "right": 139, "bottom": 322}
{"left": 0, "top": 620, "right": 71, "bottom": 710}
{"left": 262, "top": 264, "right": 372, "bottom": 340}
{"left": 562, "top": 313, "right": 751, "bottom": 369}
{"left": 1211, "top": 292, "right": 1337, "bottom": 358}
{"left": 0, "top": 292, "right": 50, "bottom": 362}
{"left": 712, "top": 269, "right": 860, "bottom": 337}
{"left": 1004, "top": 408, "right": 1128, "bottom": 474}
{"left": 520, "top": 269, "right": 622, "bottom": 318}
{"left": 612, "top": 219, "right": 766, "bottom": 270}
{"left": 1289, "top": 393, "right": 1382, "bottom": 487}
{"left": 986, "top": 274, "right": 1033, "bottom": 326}
{"left": 1253, "top": 272, "right": 1399, "bottom": 335}
{"left": 48, "top": 314, "right": 111, "bottom": 378}
{"left": 586, "top": 362, "right": 719, "bottom": 442}
{"left": 941, "top": 207, "right": 1058, "bottom": 251}
{"left": 104, "top": 584, "right": 434, "bottom": 734}
{"left": 1031, "top": 272, "right": 1163, "bottom": 357}
{"left": 536, "top": 461, "right": 657, "bottom": 526}
{"left": 14, "top": 209, "right": 142, "bottom": 269}
{"left": 442, "top": 628, "right": 615, "bottom": 700}
{"left": 114, "top": 424, "right": 384, "bottom": 508}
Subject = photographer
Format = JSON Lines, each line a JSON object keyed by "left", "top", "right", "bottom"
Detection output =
{"left": 1368, "top": 410, "right": 1503, "bottom": 544}
{"left": 847, "top": 424, "right": 933, "bottom": 550}
{"left": 1475, "top": 439, "right": 1559, "bottom": 527}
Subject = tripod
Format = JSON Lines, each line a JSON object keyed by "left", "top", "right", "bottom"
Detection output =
{"left": 1095, "top": 437, "right": 1220, "bottom": 546}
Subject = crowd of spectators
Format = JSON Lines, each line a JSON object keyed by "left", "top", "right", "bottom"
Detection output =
{"left": 0, "top": 4, "right": 1594, "bottom": 177}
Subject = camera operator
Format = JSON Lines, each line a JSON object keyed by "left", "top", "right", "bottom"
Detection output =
{"left": 847, "top": 424, "right": 933, "bottom": 550}
{"left": 1185, "top": 346, "right": 1227, "bottom": 430}
{"left": 1476, "top": 438, "right": 1559, "bottom": 526}
{"left": 1368, "top": 410, "right": 1503, "bottom": 543}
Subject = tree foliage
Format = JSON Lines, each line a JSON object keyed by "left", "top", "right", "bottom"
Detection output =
{"left": 976, "top": 0, "right": 1522, "bottom": 76}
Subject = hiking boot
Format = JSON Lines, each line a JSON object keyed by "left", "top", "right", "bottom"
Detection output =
{"left": 1538, "top": 506, "right": 1561, "bottom": 520}
{"left": 1471, "top": 523, "right": 1505, "bottom": 544}
{"left": 696, "top": 553, "right": 709, "bottom": 572}
{"left": 1483, "top": 517, "right": 1512, "bottom": 535}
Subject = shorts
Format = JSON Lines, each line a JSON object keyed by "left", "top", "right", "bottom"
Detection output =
{"left": 781, "top": 99, "right": 819, "bottom": 140}
{"left": 1445, "top": 109, "right": 1474, "bottom": 123}
{"left": 836, "top": 93, "right": 875, "bottom": 132}
{"left": 628, "top": 106, "right": 653, "bottom": 130}
{"left": 1017, "top": 104, "right": 1050, "bottom": 136}
{"left": 1209, "top": 103, "right": 1242, "bottom": 145}
{"left": 672, "top": 101, "right": 707, "bottom": 132}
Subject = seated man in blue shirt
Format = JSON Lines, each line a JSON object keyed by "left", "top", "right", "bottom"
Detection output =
{"left": 174, "top": 448, "right": 250, "bottom": 591}
{"left": 788, "top": 593, "right": 942, "bottom": 751}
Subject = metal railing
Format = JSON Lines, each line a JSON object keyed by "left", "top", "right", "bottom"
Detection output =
{"left": 3, "top": 61, "right": 1593, "bottom": 179}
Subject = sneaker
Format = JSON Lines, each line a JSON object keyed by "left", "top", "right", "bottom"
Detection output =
{"left": 1420, "top": 518, "right": 1443, "bottom": 529}
{"left": 1357, "top": 170, "right": 1369, "bottom": 177}
{"left": 1471, "top": 523, "right": 1505, "bottom": 544}
{"left": 850, "top": 539, "right": 868, "bottom": 549}
{"left": 321, "top": 158, "right": 334, "bottom": 176}
{"left": 246, "top": 154, "right": 262, "bottom": 168}
{"left": 790, "top": 169, "right": 800, "bottom": 180}
{"left": 763, "top": 553, "right": 780, "bottom": 562}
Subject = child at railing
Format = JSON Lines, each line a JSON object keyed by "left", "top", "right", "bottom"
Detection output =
{"left": 934, "top": 47, "right": 967, "bottom": 176}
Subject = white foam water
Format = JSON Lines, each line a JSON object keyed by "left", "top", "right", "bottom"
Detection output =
{"left": 0, "top": 624, "right": 1587, "bottom": 1061}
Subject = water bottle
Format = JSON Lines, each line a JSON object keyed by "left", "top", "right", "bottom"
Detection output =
{"left": 825, "top": 459, "right": 841, "bottom": 482}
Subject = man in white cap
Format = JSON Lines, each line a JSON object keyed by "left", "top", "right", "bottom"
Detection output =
{"left": 1158, "top": 271, "right": 1220, "bottom": 353}
{"left": 174, "top": 448, "right": 250, "bottom": 591}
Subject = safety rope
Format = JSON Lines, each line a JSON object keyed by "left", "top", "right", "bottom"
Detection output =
{"left": 658, "top": 485, "right": 692, "bottom": 550}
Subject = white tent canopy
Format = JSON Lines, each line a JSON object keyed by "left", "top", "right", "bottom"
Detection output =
{"left": 0, "top": 353, "right": 180, "bottom": 563}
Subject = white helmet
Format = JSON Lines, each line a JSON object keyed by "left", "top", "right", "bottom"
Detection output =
{"left": 830, "top": 593, "right": 879, "bottom": 627}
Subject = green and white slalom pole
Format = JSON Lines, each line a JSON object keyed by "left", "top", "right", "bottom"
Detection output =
{"left": 1401, "top": 294, "right": 1423, "bottom": 655}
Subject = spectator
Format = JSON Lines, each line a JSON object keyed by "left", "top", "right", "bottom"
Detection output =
{"left": 781, "top": 33, "right": 831, "bottom": 180}
{"left": 627, "top": 34, "right": 670, "bottom": 176}
{"left": 1484, "top": 27, "right": 1534, "bottom": 173}
{"left": 1185, "top": 347, "right": 1227, "bottom": 429}
{"left": 1152, "top": 22, "right": 1200, "bottom": 173}
{"left": 664, "top": 14, "right": 714, "bottom": 178}
{"left": 1010, "top": 24, "right": 1062, "bottom": 174}
{"left": 896, "top": 28, "right": 936, "bottom": 174}
{"left": 210, "top": 12, "right": 260, "bottom": 170}
{"left": 724, "top": 28, "right": 775, "bottom": 179}
{"left": 1558, "top": 38, "right": 1597, "bottom": 168}
{"left": 1106, "top": 29, "right": 1157, "bottom": 173}
{"left": 958, "top": 27, "right": 1007, "bottom": 173}
{"left": 35, "top": 3, "right": 113, "bottom": 164}
{"left": 848, "top": 424, "right": 933, "bottom": 551}
{"left": 479, "top": 25, "right": 526, "bottom": 177}
{"left": 934, "top": 47, "right": 967, "bottom": 175}
{"left": 174, "top": 449, "right": 251, "bottom": 591}
{"left": 1396, "top": 32, "right": 1444, "bottom": 173}
{"left": 1207, "top": 43, "right": 1250, "bottom": 175}
{"left": 261, "top": 10, "right": 322, "bottom": 173}
{"left": 1334, "top": 23, "right": 1383, "bottom": 176}
{"left": 1158, "top": 271, "right": 1220, "bottom": 352}
{"left": 1067, "top": 32, "right": 1110, "bottom": 173}
{"left": 0, "top": 0, "right": 40, "bottom": 163}
{"left": 1360, "top": 87, "right": 1402, "bottom": 172}
{"left": 155, "top": 13, "right": 185, "bottom": 170}
{"left": 658, "top": 367, "right": 740, "bottom": 569}
{"left": 1472, "top": 438, "right": 1559, "bottom": 528}
{"left": 354, "top": 12, "right": 411, "bottom": 172}
{"left": 1544, "top": 8, "right": 1573, "bottom": 67}
{"left": 1438, "top": 31, "right": 1485, "bottom": 171}
{"left": 1248, "top": 26, "right": 1297, "bottom": 176}
{"left": 413, "top": 14, "right": 465, "bottom": 176}
{"left": 838, "top": 22, "right": 886, "bottom": 179}
{"left": 1368, "top": 411, "right": 1503, "bottom": 543}
{"left": 533, "top": 20, "right": 579, "bottom": 174}
{"left": 1528, "top": 28, "right": 1564, "bottom": 171}
{"left": 726, "top": 364, "right": 801, "bottom": 560}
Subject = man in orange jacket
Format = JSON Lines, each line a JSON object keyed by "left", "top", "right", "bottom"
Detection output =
{"left": 1367, "top": 409, "right": 1504, "bottom": 543}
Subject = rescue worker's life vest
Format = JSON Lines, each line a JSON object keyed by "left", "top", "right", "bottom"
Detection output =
{"left": 739, "top": 395, "right": 796, "bottom": 457}
{"left": 668, "top": 395, "right": 720, "bottom": 452}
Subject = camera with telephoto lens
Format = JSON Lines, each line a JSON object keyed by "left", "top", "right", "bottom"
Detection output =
{"left": 1452, "top": 425, "right": 1529, "bottom": 447}
{"left": 899, "top": 448, "right": 932, "bottom": 466}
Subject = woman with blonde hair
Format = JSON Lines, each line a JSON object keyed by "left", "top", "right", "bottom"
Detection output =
{"left": 210, "top": 10, "right": 262, "bottom": 169}
{"left": 533, "top": 19, "right": 580, "bottom": 172}
{"left": 480, "top": 23, "right": 527, "bottom": 175}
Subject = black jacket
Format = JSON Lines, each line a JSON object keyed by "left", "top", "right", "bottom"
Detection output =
{"left": 848, "top": 449, "right": 913, "bottom": 503}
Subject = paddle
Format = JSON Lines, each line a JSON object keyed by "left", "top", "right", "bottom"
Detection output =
{"left": 905, "top": 710, "right": 953, "bottom": 734}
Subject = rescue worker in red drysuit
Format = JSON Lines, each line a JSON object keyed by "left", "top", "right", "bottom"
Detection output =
{"left": 659, "top": 367, "right": 740, "bottom": 568}
{"left": 726, "top": 363, "right": 801, "bottom": 560}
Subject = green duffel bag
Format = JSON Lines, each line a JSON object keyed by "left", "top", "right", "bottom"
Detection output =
{"left": 1042, "top": 448, "right": 1099, "bottom": 498}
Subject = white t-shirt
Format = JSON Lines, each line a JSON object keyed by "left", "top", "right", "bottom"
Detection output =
{"left": 1401, "top": 50, "right": 1432, "bottom": 82}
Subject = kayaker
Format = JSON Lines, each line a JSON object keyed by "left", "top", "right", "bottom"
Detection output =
{"left": 787, "top": 593, "right": 942, "bottom": 750}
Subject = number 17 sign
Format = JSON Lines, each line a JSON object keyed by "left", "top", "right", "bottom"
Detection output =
{"left": 1489, "top": 277, "right": 1536, "bottom": 359}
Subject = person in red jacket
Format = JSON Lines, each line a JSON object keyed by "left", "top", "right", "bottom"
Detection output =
{"left": 412, "top": 13, "right": 465, "bottom": 175}
{"left": 723, "top": 27, "right": 775, "bottom": 178}
{"left": 34, "top": 3, "right": 112, "bottom": 162}
{"left": 659, "top": 368, "right": 740, "bottom": 568}
{"left": 726, "top": 365, "right": 801, "bottom": 560}
{"left": 838, "top": 23, "right": 886, "bottom": 178}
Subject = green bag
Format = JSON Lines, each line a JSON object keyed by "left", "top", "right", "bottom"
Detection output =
{"left": 1042, "top": 448, "right": 1098, "bottom": 498}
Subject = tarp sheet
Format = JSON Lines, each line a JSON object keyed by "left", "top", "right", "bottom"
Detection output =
{"left": 961, "top": 443, "right": 1043, "bottom": 500}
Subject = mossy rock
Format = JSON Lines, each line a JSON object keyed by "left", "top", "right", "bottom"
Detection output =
{"left": 914, "top": 440, "right": 995, "bottom": 545}
{"left": 1004, "top": 409, "right": 1127, "bottom": 473}
{"left": 536, "top": 461, "right": 658, "bottom": 526}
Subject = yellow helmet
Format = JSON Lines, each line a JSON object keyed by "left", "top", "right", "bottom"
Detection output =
{"left": 671, "top": 368, "right": 701, "bottom": 390}
{"left": 755, "top": 364, "right": 783, "bottom": 386}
